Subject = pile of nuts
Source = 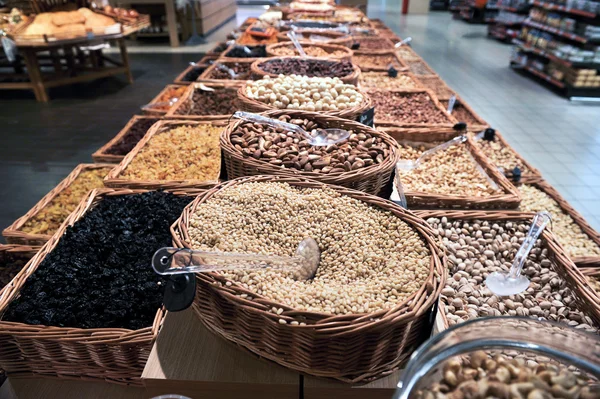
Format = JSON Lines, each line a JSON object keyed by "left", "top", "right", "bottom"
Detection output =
{"left": 586, "top": 274, "right": 600, "bottom": 293}
{"left": 359, "top": 72, "right": 420, "bottom": 90}
{"left": 408, "top": 60, "right": 435, "bottom": 75}
{"left": 230, "top": 114, "right": 391, "bottom": 173}
{"left": 370, "top": 91, "right": 452, "bottom": 124}
{"left": 473, "top": 135, "right": 533, "bottom": 175}
{"left": 257, "top": 58, "right": 354, "bottom": 79}
{"left": 270, "top": 43, "right": 348, "bottom": 58}
{"left": 442, "top": 100, "right": 482, "bottom": 126}
{"left": 417, "top": 76, "right": 455, "bottom": 100}
{"left": 204, "top": 61, "right": 252, "bottom": 80}
{"left": 415, "top": 351, "right": 597, "bottom": 399}
{"left": 237, "top": 33, "right": 278, "bottom": 45}
{"left": 174, "top": 86, "right": 239, "bottom": 116}
{"left": 518, "top": 184, "right": 600, "bottom": 258}
{"left": 426, "top": 216, "right": 597, "bottom": 333}
{"left": 352, "top": 53, "right": 403, "bottom": 71}
{"left": 187, "top": 182, "right": 432, "bottom": 316}
{"left": 396, "top": 47, "right": 421, "bottom": 62}
{"left": 397, "top": 144, "right": 500, "bottom": 196}
{"left": 245, "top": 75, "right": 364, "bottom": 112}
{"left": 121, "top": 124, "right": 222, "bottom": 182}
{"left": 21, "top": 167, "right": 111, "bottom": 236}
{"left": 149, "top": 86, "right": 188, "bottom": 111}
{"left": 353, "top": 37, "right": 394, "bottom": 50}
{"left": 105, "top": 117, "right": 160, "bottom": 155}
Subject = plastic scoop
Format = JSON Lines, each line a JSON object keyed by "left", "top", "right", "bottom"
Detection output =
{"left": 486, "top": 212, "right": 552, "bottom": 296}
{"left": 141, "top": 97, "right": 179, "bottom": 112}
{"left": 233, "top": 111, "right": 350, "bottom": 146}
{"left": 390, "top": 168, "right": 408, "bottom": 208}
{"left": 194, "top": 60, "right": 239, "bottom": 78}
{"left": 226, "top": 39, "right": 252, "bottom": 55}
{"left": 447, "top": 94, "right": 457, "bottom": 114}
{"left": 194, "top": 83, "right": 215, "bottom": 92}
{"left": 287, "top": 30, "right": 307, "bottom": 57}
{"left": 152, "top": 237, "right": 320, "bottom": 282}
{"left": 395, "top": 37, "right": 412, "bottom": 47}
{"left": 396, "top": 135, "right": 467, "bottom": 172}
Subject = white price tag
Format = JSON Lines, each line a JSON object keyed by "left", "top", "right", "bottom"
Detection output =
{"left": 447, "top": 95, "right": 457, "bottom": 114}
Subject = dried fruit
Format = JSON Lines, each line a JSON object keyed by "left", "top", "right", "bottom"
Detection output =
{"left": 105, "top": 117, "right": 160, "bottom": 155}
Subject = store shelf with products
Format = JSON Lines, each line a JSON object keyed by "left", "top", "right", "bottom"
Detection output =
{"left": 451, "top": 0, "right": 499, "bottom": 23}
{"left": 487, "top": 0, "right": 529, "bottom": 42}
{"left": 3, "top": 3, "right": 600, "bottom": 398}
{"left": 510, "top": 0, "right": 600, "bottom": 97}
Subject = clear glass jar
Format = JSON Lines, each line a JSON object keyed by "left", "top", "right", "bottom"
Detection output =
{"left": 394, "top": 316, "right": 600, "bottom": 399}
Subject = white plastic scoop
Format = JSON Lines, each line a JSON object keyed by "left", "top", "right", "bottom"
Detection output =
{"left": 226, "top": 39, "right": 253, "bottom": 55}
{"left": 152, "top": 237, "right": 320, "bottom": 281}
{"left": 287, "top": 31, "right": 307, "bottom": 57}
{"left": 396, "top": 135, "right": 467, "bottom": 172}
{"left": 141, "top": 97, "right": 179, "bottom": 112}
{"left": 233, "top": 111, "right": 350, "bottom": 146}
{"left": 192, "top": 60, "right": 239, "bottom": 78}
{"left": 395, "top": 37, "right": 412, "bottom": 47}
{"left": 486, "top": 212, "right": 552, "bottom": 296}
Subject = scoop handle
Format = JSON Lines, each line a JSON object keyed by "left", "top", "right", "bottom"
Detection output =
{"left": 233, "top": 111, "right": 309, "bottom": 138}
{"left": 287, "top": 31, "right": 307, "bottom": 57}
{"left": 414, "top": 135, "right": 467, "bottom": 168}
{"left": 395, "top": 37, "right": 412, "bottom": 47}
{"left": 508, "top": 211, "right": 552, "bottom": 278}
{"left": 152, "top": 247, "right": 305, "bottom": 275}
{"left": 216, "top": 63, "right": 237, "bottom": 78}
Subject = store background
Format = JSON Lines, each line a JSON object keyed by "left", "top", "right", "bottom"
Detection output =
{"left": 0, "top": 0, "right": 599, "bottom": 237}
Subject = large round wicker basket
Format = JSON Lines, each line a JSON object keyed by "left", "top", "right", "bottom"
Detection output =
{"left": 276, "top": 29, "right": 353, "bottom": 47}
{"left": 265, "top": 41, "right": 353, "bottom": 61}
{"left": 220, "top": 109, "right": 397, "bottom": 195}
{"left": 171, "top": 175, "right": 446, "bottom": 383}
{"left": 250, "top": 56, "right": 361, "bottom": 85}
{"left": 236, "top": 82, "right": 371, "bottom": 120}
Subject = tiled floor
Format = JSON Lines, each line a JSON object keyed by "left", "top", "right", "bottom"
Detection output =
{"left": 1, "top": 5, "right": 599, "bottom": 237}
{"left": 368, "top": 7, "right": 600, "bottom": 230}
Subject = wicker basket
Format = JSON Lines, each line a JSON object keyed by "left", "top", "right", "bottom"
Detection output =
{"left": 92, "top": 115, "right": 163, "bottom": 164}
{"left": 407, "top": 60, "right": 436, "bottom": 76}
{"left": 0, "top": 245, "right": 39, "bottom": 294}
{"left": 0, "top": 187, "right": 203, "bottom": 385}
{"left": 415, "top": 210, "right": 600, "bottom": 330}
{"left": 370, "top": 88, "right": 459, "bottom": 129}
{"left": 220, "top": 109, "right": 398, "bottom": 195}
{"left": 395, "top": 46, "right": 423, "bottom": 63}
{"left": 468, "top": 131, "right": 542, "bottom": 179}
{"left": 441, "top": 97, "right": 489, "bottom": 132}
{"left": 2, "top": 163, "right": 114, "bottom": 246}
{"left": 517, "top": 176, "right": 600, "bottom": 267}
{"left": 352, "top": 50, "right": 408, "bottom": 72}
{"left": 236, "top": 83, "right": 371, "bottom": 120}
{"left": 218, "top": 42, "right": 268, "bottom": 60}
{"left": 207, "top": 42, "right": 229, "bottom": 56}
{"left": 141, "top": 84, "right": 190, "bottom": 116}
{"left": 266, "top": 41, "right": 353, "bottom": 60}
{"left": 351, "top": 37, "right": 396, "bottom": 54}
{"left": 250, "top": 56, "right": 361, "bottom": 85}
{"left": 172, "top": 175, "right": 446, "bottom": 383}
{"left": 104, "top": 120, "right": 225, "bottom": 190}
{"left": 382, "top": 127, "right": 521, "bottom": 209}
{"left": 173, "top": 55, "right": 218, "bottom": 85}
{"left": 165, "top": 83, "right": 240, "bottom": 121}
{"left": 357, "top": 71, "right": 424, "bottom": 91}
{"left": 276, "top": 29, "right": 353, "bottom": 48}
{"left": 197, "top": 59, "right": 257, "bottom": 85}
{"left": 415, "top": 75, "right": 456, "bottom": 101}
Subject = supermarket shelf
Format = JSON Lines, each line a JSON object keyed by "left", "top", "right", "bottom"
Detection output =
{"left": 498, "top": 4, "right": 529, "bottom": 13}
{"left": 522, "top": 19, "right": 590, "bottom": 43}
{"left": 519, "top": 64, "right": 565, "bottom": 88}
{"left": 493, "top": 19, "right": 523, "bottom": 26}
{"left": 530, "top": 0, "right": 596, "bottom": 18}
{"left": 512, "top": 62, "right": 600, "bottom": 98}
{"left": 514, "top": 38, "right": 600, "bottom": 69}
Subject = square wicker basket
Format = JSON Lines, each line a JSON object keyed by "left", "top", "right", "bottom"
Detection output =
{"left": 165, "top": 83, "right": 240, "bottom": 121}
{"left": 2, "top": 163, "right": 114, "bottom": 246}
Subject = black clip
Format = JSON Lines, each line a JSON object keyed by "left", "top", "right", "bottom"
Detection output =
{"left": 453, "top": 122, "right": 467, "bottom": 131}
{"left": 351, "top": 42, "right": 360, "bottom": 50}
{"left": 387, "top": 66, "right": 398, "bottom": 78}
{"left": 153, "top": 247, "right": 196, "bottom": 312}
{"left": 510, "top": 166, "right": 522, "bottom": 183}
{"left": 483, "top": 128, "right": 496, "bottom": 141}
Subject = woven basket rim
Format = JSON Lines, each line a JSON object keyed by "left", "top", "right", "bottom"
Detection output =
{"left": 141, "top": 84, "right": 187, "bottom": 116}
{"left": 172, "top": 175, "right": 446, "bottom": 327}
{"left": 367, "top": 87, "right": 459, "bottom": 127}
{"left": 441, "top": 95, "right": 489, "bottom": 129}
{"left": 236, "top": 82, "right": 372, "bottom": 119}
{"left": 265, "top": 41, "right": 353, "bottom": 59}
{"left": 92, "top": 115, "right": 164, "bottom": 163}
{"left": 352, "top": 50, "right": 409, "bottom": 72}
{"left": 220, "top": 109, "right": 399, "bottom": 183}
{"left": 414, "top": 209, "right": 600, "bottom": 330}
{"left": 415, "top": 75, "right": 457, "bottom": 101}
{"left": 197, "top": 59, "right": 256, "bottom": 86}
{"left": 2, "top": 163, "right": 115, "bottom": 245}
{"left": 407, "top": 59, "right": 436, "bottom": 76}
{"left": 250, "top": 56, "right": 361, "bottom": 84}
{"left": 104, "top": 120, "right": 225, "bottom": 190}
{"left": 351, "top": 36, "right": 395, "bottom": 54}
{"left": 357, "top": 70, "right": 424, "bottom": 91}
{"left": 383, "top": 127, "right": 522, "bottom": 207}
